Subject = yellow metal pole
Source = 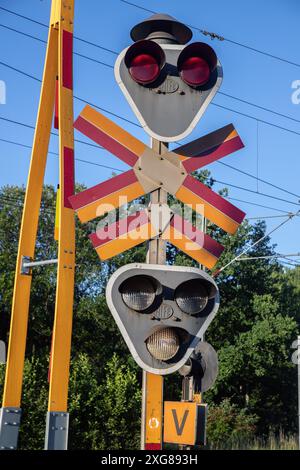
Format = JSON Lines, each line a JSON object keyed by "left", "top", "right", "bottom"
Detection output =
{"left": 45, "top": 0, "right": 75, "bottom": 450}
{"left": 0, "top": 1, "right": 58, "bottom": 451}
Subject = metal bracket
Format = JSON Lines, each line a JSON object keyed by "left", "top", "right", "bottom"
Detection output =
{"left": 21, "top": 256, "right": 58, "bottom": 275}
{"left": 44, "top": 412, "right": 69, "bottom": 450}
{"left": 0, "top": 407, "right": 22, "bottom": 450}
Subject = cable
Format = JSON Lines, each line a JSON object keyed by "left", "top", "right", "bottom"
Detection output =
{"left": 0, "top": 115, "right": 104, "bottom": 151}
{"left": 2, "top": 21, "right": 300, "bottom": 129}
{"left": 0, "top": 136, "right": 123, "bottom": 172}
{"left": 214, "top": 211, "right": 300, "bottom": 276}
{"left": 217, "top": 161, "right": 300, "bottom": 199}
{"left": 212, "top": 102, "right": 300, "bottom": 138}
{"left": 248, "top": 214, "right": 299, "bottom": 220}
{"left": 218, "top": 91, "right": 300, "bottom": 126}
{"left": 237, "top": 253, "right": 300, "bottom": 261}
{"left": 120, "top": 0, "right": 300, "bottom": 69}
{"left": 0, "top": 23, "right": 114, "bottom": 70}
{"left": 226, "top": 197, "right": 294, "bottom": 214}
{"left": 212, "top": 179, "right": 300, "bottom": 207}
{"left": 1, "top": 56, "right": 300, "bottom": 203}
{"left": 0, "top": 6, "right": 119, "bottom": 55}
{"left": 1, "top": 120, "right": 298, "bottom": 211}
{"left": 2, "top": 54, "right": 300, "bottom": 137}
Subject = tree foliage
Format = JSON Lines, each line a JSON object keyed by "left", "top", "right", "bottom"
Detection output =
{"left": 0, "top": 182, "right": 299, "bottom": 448}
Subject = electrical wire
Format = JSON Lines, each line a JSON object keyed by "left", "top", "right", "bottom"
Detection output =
{"left": 0, "top": 136, "right": 123, "bottom": 173}
{"left": 0, "top": 23, "right": 114, "bottom": 69}
{"left": 1, "top": 21, "right": 300, "bottom": 129}
{"left": 226, "top": 197, "right": 294, "bottom": 214}
{"left": 120, "top": 0, "right": 300, "bottom": 69}
{"left": 248, "top": 214, "right": 299, "bottom": 220}
{"left": 214, "top": 211, "right": 300, "bottom": 276}
{"left": 217, "top": 161, "right": 300, "bottom": 199}
{"left": 2, "top": 50, "right": 300, "bottom": 139}
{"left": 0, "top": 57, "right": 299, "bottom": 201}
{"left": 0, "top": 6, "right": 119, "bottom": 55}
{"left": 0, "top": 116, "right": 104, "bottom": 151}
{"left": 1, "top": 118, "right": 299, "bottom": 213}
{"left": 212, "top": 179, "right": 300, "bottom": 207}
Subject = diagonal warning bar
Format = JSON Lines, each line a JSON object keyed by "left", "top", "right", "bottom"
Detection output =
{"left": 175, "top": 124, "right": 244, "bottom": 173}
{"left": 162, "top": 214, "right": 224, "bottom": 270}
{"left": 90, "top": 210, "right": 158, "bottom": 260}
{"left": 69, "top": 169, "right": 154, "bottom": 223}
{"left": 175, "top": 175, "right": 245, "bottom": 234}
{"left": 69, "top": 105, "right": 246, "bottom": 268}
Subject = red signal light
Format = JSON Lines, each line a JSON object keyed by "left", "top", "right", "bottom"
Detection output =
{"left": 180, "top": 56, "right": 210, "bottom": 87}
{"left": 177, "top": 42, "right": 218, "bottom": 88}
{"left": 180, "top": 57, "right": 210, "bottom": 86}
{"left": 125, "top": 40, "right": 166, "bottom": 86}
{"left": 129, "top": 53, "right": 160, "bottom": 84}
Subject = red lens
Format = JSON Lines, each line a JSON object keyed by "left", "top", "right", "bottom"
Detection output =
{"left": 129, "top": 54, "right": 160, "bottom": 84}
{"left": 180, "top": 56, "right": 210, "bottom": 86}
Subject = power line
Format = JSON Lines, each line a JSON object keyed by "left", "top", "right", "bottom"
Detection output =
{"left": 120, "top": 0, "right": 300, "bottom": 69}
{"left": 218, "top": 91, "right": 300, "bottom": 126}
{"left": 212, "top": 178, "right": 300, "bottom": 207}
{"left": 0, "top": 6, "right": 119, "bottom": 56}
{"left": 212, "top": 102, "right": 300, "bottom": 138}
{"left": 0, "top": 136, "right": 123, "bottom": 173}
{"left": 248, "top": 214, "right": 299, "bottom": 220}
{"left": 0, "top": 120, "right": 298, "bottom": 211}
{"left": 2, "top": 20, "right": 300, "bottom": 129}
{"left": 0, "top": 23, "right": 114, "bottom": 70}
{"left": 1, "top": 114, "right": 299, "bottom": 212}
{"left": 238, "top": 253, "right": 300, "bottom": 261}
{"left": 0, "top": 58, "right": 299, "bottom": 204}
{"left": 226, "top": 197, "right": 293, "bottom": 214}
{"left": 214, "top": 211, "right": 300, "bottom": 276}
{"left": 2, "top": 51, "right": 300, "bottom": 139}
{"left": 0, "top": 115, "right": 104, "bottom": 151}
{"left": 217, "top": 161, "right": 300, "bottom": 199}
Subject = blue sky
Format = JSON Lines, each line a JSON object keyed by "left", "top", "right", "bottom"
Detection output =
{"left": 0, "top": 0, "right": 300, "bottom": 260}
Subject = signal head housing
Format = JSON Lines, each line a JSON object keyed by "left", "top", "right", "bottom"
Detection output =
{"left": 106, "top": 263, "right": 220, "bottom": 375}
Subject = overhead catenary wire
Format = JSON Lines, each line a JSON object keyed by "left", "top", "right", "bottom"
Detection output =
{"left": 248, "top": 213, "right": 299, "bottom": 220}
{"left": 0, "top": 6, "right": 119, "bottom": 55}
{"left": 0, "top": 23, "right": 114, "bottom": 69}
{"left": 226, "top": 197, "right": 297, "bottom": 214}
{"left": 0, "top": 57, "right": 299, "bottom": 202}
{"left": 214, "top": 211, "right": 300, "bottom": 277}
{"left": 217, "top": 161, "right": 300, "bottom": 199}
{"left": 1, "top": 49, "right": 300, "bottom": 135}
{"left": 1, "top": 21, "right": 300, "bottom": 130}
{"left": 237, "top": 253, "right": 300, "bottom": 261}
{"left": 212, "top": 179, "right": 300, "bottom": 207}
{"left": 0, "top": 136, "right": 124, "bottom": 173}
{"left": 1, "top": 116, "right": 299, "bottom": 213}
{"left": 119, "top": 0, "right": 300, "bottom": 69}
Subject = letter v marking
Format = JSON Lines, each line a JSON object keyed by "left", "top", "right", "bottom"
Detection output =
{"left": 172, "top": 409, "right": 189, "bottom": 436}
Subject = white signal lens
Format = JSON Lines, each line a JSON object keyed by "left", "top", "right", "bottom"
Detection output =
{"left": 146, "top": 328, "right": 180, "bottom": 361}
{"left": 120, "top": 276, "right": 156, "bottom": 311}
{"left": 175, "top": 279, "right": 209, "bottom": 315}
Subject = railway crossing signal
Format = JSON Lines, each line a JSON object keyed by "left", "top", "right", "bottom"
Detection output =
{"left": 106, "top": 264, "right": 219, "bottom": 375}
{"left": 0, "top": 7, "right": 247, "bottom": 452}
{"left": 114, "top": 14, "right": 223, "bottom": 142}
{"left": 69, "top": 105, "right": 245, "bottom": 269}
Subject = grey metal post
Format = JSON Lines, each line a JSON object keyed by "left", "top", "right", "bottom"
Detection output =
{"left": 0, "top": 408, "right": 22, "bottom": 450}
{"left": 44, "top": 412, "right": 69, "bottom": 450}
{"left": 141, "top": 139, "right": 168, "bottom": 450}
